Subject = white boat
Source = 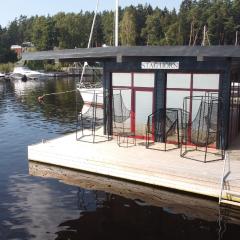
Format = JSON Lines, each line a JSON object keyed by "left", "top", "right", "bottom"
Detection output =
{"left": 0, "top": 72, "right": 5, "bottom": 79}
{"left": 11, "top": 66, "right": 46, "bottom": 80}
{"left": 78, "top": 87, "right": 104, "bottom": 107}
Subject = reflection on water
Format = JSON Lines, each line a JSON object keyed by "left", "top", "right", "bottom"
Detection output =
{"left": 29, "top": 161, "right": 240, "bottom": 240}
{"left": 0, "top": 77, "right": 240, "bottom": 239}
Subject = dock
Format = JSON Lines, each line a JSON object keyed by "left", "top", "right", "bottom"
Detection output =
{"left": 28, "top": 130, "right": 240, "bottom": 206}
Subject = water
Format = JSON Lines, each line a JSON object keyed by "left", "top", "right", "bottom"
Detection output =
{"left": 0, "top": 77, "right": 240, "bottom": 240}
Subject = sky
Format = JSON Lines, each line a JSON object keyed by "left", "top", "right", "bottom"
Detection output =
{"left": 0, "top": 0, "right": 181, "bottom": 27}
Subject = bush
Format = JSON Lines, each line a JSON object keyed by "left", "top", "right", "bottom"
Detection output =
{"left": 26, "top": 60, "right": 63, "bottom": 72}
{"left": 44, "top": 63, "right": 63, "bottom": 72}
{"left": 0, "top": 63, "right": 15, "bottom": 73}
{"left": 26, "top": 60, "right": 44, "bottom": 70}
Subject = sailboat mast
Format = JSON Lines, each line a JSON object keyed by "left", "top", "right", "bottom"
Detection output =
{"left": 115, "top": 0, "right": 119, "bottom": 47}
{"left": 79, "top": 0, "right": 99, "bottom": 85}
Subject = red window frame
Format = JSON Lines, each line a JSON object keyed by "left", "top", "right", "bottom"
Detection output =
{"left": 166, "top": 73, "right": 220, "bottom": 147}
{"left": 112, "top": 72, "right": 155, "bottom": 139}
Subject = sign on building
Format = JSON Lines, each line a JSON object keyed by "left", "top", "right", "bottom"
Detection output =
{"left": 141, "top": 62, "right": 179, "bottom": 70}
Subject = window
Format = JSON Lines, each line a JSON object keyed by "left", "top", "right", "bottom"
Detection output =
{"left": 112, "top": 73, "right": 131, "bottom": 87}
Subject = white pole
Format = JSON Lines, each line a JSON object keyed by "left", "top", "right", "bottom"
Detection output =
{"left": 115, "top": 0, "right": 119, "bottom": 47}
{"left": 87, "top": 0, "right": 99, "bottom": 48}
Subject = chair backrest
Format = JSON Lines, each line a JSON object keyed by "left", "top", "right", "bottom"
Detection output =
{"left": 146, "top": 108, "right": 179, "bottom": 142}
{"left": 112, "top": 92, "right": 131, "bottom": 134}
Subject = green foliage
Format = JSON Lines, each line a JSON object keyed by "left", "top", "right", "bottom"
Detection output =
{"left": 101, "top": 11, "right": 114, "bottom": 45}
{"left": 26, "top": 60, "right": 64, "bottom": 72}
{"left": 0, "top": 62, "right": 15, "bottom": 73}
{"left": 26, "top": 60, "right": 44, "bottom": 70}
{"left": 142, "top": 10, "right": 164, "bottom": 45}
{"left": 161, "top": 22, "right": 183, "bottom": 45}
{"left": 120, "top": 8, "right": 137, "bottom": 45}
{"left": 0, "top": 46, "right": 17, "bottom": 63}
{"left": 43, "top": 63, "right": 63, "bottom": 72}
{"left": 31, "top": 16, "right": 54, "bottom": 50}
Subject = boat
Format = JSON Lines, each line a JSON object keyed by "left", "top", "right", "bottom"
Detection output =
{"left": 78, "top": 87, "right": 104, "bottom": 107}
{"left": 10, "top": 66, "right": 46, "bottom": 80}
{"left": 0, "top": 72, "right": 5, "bottom": 79}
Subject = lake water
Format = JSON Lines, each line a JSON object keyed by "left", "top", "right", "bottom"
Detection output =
{"left": 0, "top": 77, "right": 240, "bottom": 240}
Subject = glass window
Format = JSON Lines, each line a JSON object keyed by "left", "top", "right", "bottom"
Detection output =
{"left": 134, "top": 73, "right": 154, "bottom": 88}
{"left": 167, "top": 74, "right": 191, "bottom": 89}
{"left": 112, "top": 89, "right": 132, "bottom": 131}
{"left": 166, "top": 90, "right": 190, "bottom": 110}
{"left": 193, "top": 74, "right": 219, "bottom": 90}
{"left": 112, "top": 73, "right": 132, "bottom": 87}
{"left": 192, "top": 92, "right": 219, "bottom": 120}
{"left": 135, "top": 91, "right": 153, "bottom": 136}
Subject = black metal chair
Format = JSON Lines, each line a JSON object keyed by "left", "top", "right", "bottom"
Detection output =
{"left": 180, "top": 95, "right": 224, "bottom": 162}
{"left": 76, "top": 92, "right": 110, "bottom": 143}
{"left": 112, "top": 91, "right": 136, "bottom": 147}
{"left": 146, "top": 108, "right": 180, "bottom": 151}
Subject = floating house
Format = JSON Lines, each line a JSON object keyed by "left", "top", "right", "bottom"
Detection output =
{"left": 23, "top": 46, "right": 240, "bottom": 147}
{"left": 23, "top": 46, "right": 240, "bottom": 206}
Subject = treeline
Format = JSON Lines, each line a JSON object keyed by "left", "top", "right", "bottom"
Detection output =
{"left": 1, "top": 0, "right": 240, "bottom": 63}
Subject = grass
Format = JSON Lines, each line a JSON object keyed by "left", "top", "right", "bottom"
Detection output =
{"left": 0, "top": 62, "right": 15, "bottom": 73}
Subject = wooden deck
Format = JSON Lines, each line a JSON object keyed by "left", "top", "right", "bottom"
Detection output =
{"left": 28, "top": 130, "right": 240, "bottom": 205}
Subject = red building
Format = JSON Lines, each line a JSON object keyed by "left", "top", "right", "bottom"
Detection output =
{"left": 10, "top": 45, "right": 22, "bottom": 58}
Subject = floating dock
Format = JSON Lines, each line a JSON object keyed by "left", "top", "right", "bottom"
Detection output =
{"left": 28, "top": 131, "right": 240, "bottom": 206}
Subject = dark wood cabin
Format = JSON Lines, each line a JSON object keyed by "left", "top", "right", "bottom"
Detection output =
{"left": 23, "top": 46, "right": 240, "bottom": 149}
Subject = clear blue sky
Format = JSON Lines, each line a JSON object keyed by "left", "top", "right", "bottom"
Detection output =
{"left": 0, "top": 0, "right": 181, "bottom": 27}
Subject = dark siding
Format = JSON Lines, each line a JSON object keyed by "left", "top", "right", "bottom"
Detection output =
{"left": 155, "top": 71, "right": 166, "bottom": 111}
{"left": 219, "top": 71, "right": 231, "bottom": 149}
{"left": 103, "top": 63, "right": 112, "bottom": 135}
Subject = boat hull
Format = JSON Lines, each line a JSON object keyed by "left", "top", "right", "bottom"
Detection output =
{"left": 77, "top": 87, "right": 104, "bottom": 106}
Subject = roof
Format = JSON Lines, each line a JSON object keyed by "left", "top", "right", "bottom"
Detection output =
{"left": 22, "top": 46, "right": 240, "bottom": 61}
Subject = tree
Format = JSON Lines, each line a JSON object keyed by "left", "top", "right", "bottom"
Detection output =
{"left": 0, "top": 45, "right": 17, "bottom": 63}
{"left": 17, "top": 15, "right": 34, "bottom": 44}
{"left": 161, "top": 22, "right": 183, "bottom": 45}
{"left": 101, "top": 11, "right": 114, "bottom": 45}
{"left": 1, "top": 0, "right": 240, "bottom": 55}
{"left": 178, "top": 0, "right": 194, "bottom": 45}
{"left": 135, "top": 4, "right": 152, "bottom": 45}
{"left": 120, "top": 8, "right": 137, "bottom": 45}
{"left": 7, "top": 19, "right": 20, "bottom": 45}
{"left": 141, "top": 9, "right": 164, "bottom": 45}
{"left": 31, "top": 16, "right": 53, "bottom": 50}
